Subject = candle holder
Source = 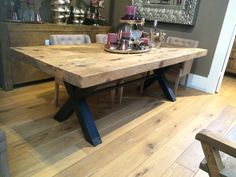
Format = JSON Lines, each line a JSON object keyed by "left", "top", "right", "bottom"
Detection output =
{"left": 104, "top": 4, "right": 151, "bottom": 54}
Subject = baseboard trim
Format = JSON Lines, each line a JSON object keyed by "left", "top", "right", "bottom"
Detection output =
{"left": 186, "top": 74, "right": 216, "bottom": 94}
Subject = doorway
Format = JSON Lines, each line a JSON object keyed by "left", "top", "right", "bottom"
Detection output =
{"left": 215, "top": 25, "right": 236, "bottom": 93}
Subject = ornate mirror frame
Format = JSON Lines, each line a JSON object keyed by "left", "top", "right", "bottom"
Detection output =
{"left": 134, "top": 0, "right": 200, "bottom": 26}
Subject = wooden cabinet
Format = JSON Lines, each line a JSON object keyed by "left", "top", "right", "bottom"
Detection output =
{"left": 227, "top": 37, "right": 236, "bottom": 74}
{"left": 0, "top": 23, "right": 111, "bottom": 90}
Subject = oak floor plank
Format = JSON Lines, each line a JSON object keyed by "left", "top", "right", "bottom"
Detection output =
{"left": 194, "top": 170, "right": 209, "bottom": 177}
{"left": 176, "top": 105, "right": 236, "bottom": 173}
{"left": 161, "top": 163, "right": 194, "bottom": 177}
{"left": 87, "top": 96, "right": 222, "bottom": 177}
{"left": 126, "top": 104, "right": 230, "bottom": 177}
{"left": 54, "top": 86, "right": 222, "bottom": 177}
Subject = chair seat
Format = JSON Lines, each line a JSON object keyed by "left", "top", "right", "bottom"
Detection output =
{"left": 200, "top": 153, "right": 236, "bottom": 177}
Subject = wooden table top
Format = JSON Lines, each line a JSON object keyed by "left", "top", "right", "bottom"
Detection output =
{"left": 11, "top": 44, "right": 207, "bottom": 88}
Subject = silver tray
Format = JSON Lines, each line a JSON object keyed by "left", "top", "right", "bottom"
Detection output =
{"left": 104, "top": 46, "right": 151, "bottom": 54}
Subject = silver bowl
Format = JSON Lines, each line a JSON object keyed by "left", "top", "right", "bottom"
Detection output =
{"left": 51, "top": 0, "right": 70, "bottom": 6}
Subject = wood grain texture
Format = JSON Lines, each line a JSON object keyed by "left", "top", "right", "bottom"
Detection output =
{"left": 0, "top": 76, "right": 235, "bottom": 177}
{"left": 11, "top": 44, "right": 207, "bottom": 88}
{"left": 0, "top": 22, "right": 111, "bottom": 90}
{"left": 196, "top": 127, "right": 236, "bottom": 177}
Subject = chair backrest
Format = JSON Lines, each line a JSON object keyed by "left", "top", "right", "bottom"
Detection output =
{"left": 166, "top": 36, "right": 199, "bottom": 48}
{"left": 96, "top": 34, "right": 108, "bottom": 44}
{"left": 166, "top": 36, "right": 199, "bottom": 75}
{"left": 50, "top": 34, "right": 91, "bottom": 45}
{"left": 196, "top": 128, "right": 236, "bottom": 177}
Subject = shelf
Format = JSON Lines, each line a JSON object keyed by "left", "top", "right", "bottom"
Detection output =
{"left": 87, "top": 5, "right": 104, "bottom": 9}
{"left": 119, "top": 19, "right": 144, "bottom": 25}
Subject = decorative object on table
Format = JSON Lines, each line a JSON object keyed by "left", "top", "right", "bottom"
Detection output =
{"left": 51, "top": 0, "right": 71, "bottom": 24}
{"left": 150, "top": 20, "right": 166, "bottom": 48}
{"left": 83, "top": 0, "right": 105, "bottom": 26}
{"left": 104, "top": 2, "right": 151, "bottom": 54}
{"left": 134, "top": 0, "right": 200, "bottom": 26}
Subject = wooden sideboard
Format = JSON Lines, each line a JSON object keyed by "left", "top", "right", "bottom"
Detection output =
{"left": 0, "top": 23, "right": 111, "bottom": 90}
{"left": 227, "top": 37, "right": 236, "bottom": 74}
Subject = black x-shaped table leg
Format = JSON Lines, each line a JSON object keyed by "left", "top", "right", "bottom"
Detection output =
{"left": 53, "top": 82, "right": 102, "bottom": 146}
{"left": 143, "top": 68, "right": 176, "bottom": 102}
{"left": 53, "top": 67, "right": 175, "bottom": 146}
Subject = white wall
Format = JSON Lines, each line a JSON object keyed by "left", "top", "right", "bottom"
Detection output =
{"left": 187, "top": 0, "right": 236, "bottom": 93}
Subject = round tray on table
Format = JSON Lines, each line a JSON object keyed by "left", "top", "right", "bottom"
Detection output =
{"left": 104, "top": 46, "right": 151, "bottom": 54}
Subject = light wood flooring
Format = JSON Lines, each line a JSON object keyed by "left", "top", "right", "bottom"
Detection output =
{"left": 0, "top": 76, "right": 236, "bottom": 177}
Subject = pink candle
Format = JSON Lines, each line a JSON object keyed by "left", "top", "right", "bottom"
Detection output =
{"left": 122, "top": 32, "right": 131, "bottom": 39}
{"left": 126, "top": 5, "right": 136, "bottom": 16}
{"left": 107, "top": 33, "right": 118, "bottom": 45}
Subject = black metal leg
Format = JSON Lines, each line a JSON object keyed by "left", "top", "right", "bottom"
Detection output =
{"left": 143, "top": 68, "right": 176, "bottom": 102}
{"left": 74, "top": 100, "right": 102, "bottom": 146}
{"left": 54, "top": 99, "right": 73, "bottom": 122}
{"left": 53, "top": 82, "right": 102, "bottom": 146}
{"left": 156, "top": 71, "right": 176, "bottom": 102}
{"left": 143, "top": 76, "right": 157, "bottom": 90}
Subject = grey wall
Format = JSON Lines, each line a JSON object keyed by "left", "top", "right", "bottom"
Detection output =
{"left": 110, "top": 0, "right": 229, "bottom": 77}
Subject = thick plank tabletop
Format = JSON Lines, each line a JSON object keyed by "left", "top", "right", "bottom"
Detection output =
{"left": 11, "top": 44, "right": 207, "bottom": 88}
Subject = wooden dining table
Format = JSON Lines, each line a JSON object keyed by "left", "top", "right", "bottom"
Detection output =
{"left": 11, "top": 43, "right": 207, "bottom": 146}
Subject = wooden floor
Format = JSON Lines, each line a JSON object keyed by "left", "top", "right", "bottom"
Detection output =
{"left": 0, "top": 76, "right": 236, "bottom": 177}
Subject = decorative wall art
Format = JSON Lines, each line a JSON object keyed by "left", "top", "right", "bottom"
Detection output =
{"left": 134, "top": 0, "right": 200, "bottom": 25}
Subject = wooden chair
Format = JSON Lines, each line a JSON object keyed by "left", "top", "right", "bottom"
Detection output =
{"left": 95, "top": 34, "right": 108, "bottom": 44}
{"left": 196, "top": 129, "right": 236, "bottom": 177}
{"left": 96, "top": 34, "right": 124, "bottom": 106}
{"left": 165, "top": 36, "right": 199, "bottom": 94}
{"left": 50, "top": 34, "right": 91, "bottom": 106}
